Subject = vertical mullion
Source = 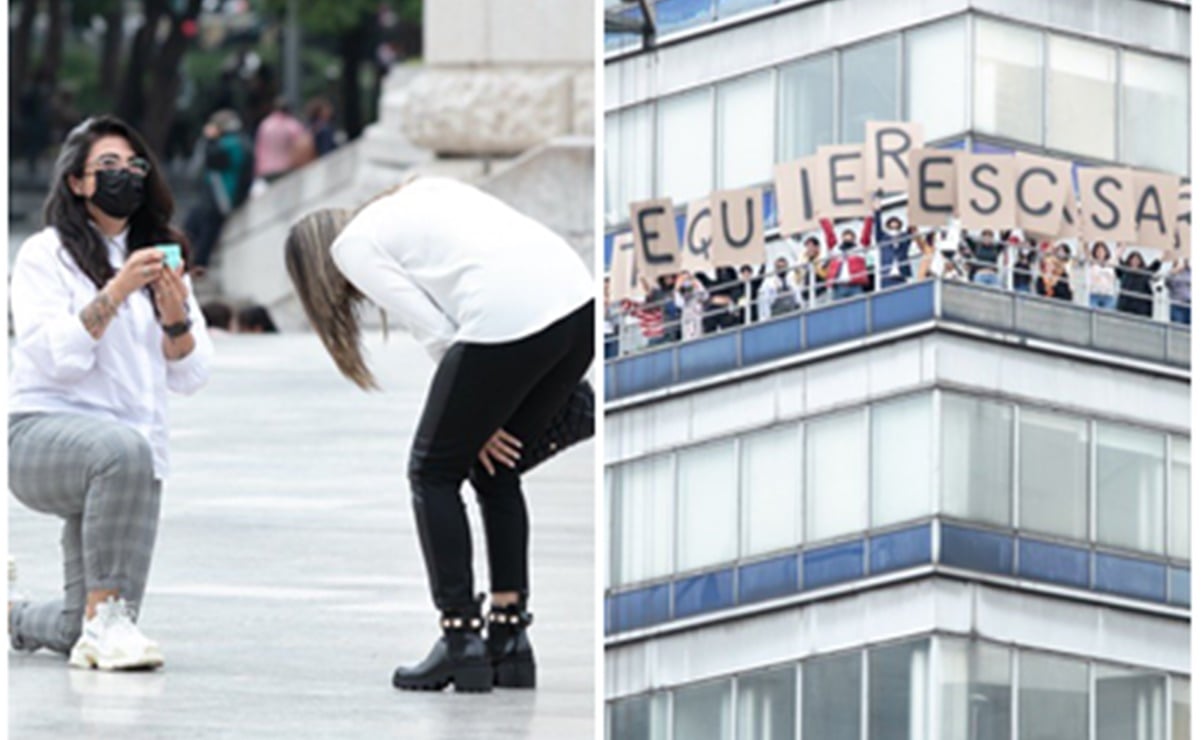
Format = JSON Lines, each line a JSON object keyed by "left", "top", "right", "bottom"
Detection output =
{"left": 796, "top": 660, "right": 805, "bottom": 740}
{"left": 1040, "top": 28, "right": 1049, "bottom": 149}
{"left": 1011, "top": 649, "right": 1020, "bottom": 740}
{"left": 861, "top": 649, "right": 870, "bottom": 740}
{"left": 834, "top": 49, "right": 843, "bottom": 145}
{"left": 1115, "top": 47, "right": 1124, "bottom": 164}
{"left": 965, "top": 13, "right": 974, "bottom": 135}
{"left": 1088, "top": 661, "right": 1097, "bottom": 740}
{"left": 1012, "top": 405, "right": 1021, "bottom": 531}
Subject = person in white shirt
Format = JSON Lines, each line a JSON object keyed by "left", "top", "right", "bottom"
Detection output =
{"left": 284, "top": 177, "right": 593, "bottom": 693}
{"left": 8, "top": 116, "right": 213, "bottom": 671}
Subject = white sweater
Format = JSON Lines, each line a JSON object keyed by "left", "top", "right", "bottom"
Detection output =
{"left": 331, "top": 177, "right": 593, "bottom": 361}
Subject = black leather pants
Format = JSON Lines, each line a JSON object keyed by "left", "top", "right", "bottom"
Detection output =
{"left": 407, "top": 301, "right": 594, "bottom": 611}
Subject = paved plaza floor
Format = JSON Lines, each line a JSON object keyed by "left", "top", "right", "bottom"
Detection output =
{"left": 8, "top": 332, "right": 597, "bottom": 739}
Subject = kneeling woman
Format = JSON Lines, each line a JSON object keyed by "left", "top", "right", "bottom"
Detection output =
{"left": 286, "top": 177, "right": 593, "bottom": 692}
{"left": 9, "top": 117, "right": 213, "bottom": 669}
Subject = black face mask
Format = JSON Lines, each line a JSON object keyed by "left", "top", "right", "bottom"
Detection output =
{"left": 90, "top": 169, "right": 145, "bottom": 219}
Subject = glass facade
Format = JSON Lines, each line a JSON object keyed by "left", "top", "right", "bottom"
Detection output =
{"left": 606, "top": 390, "right": 1188, "bottom": 589}
{"left": 605, "top": 12, "right": 1189, "bottom": 225}
{"left": 608, "top": 638, "right": 1190, "bottom": 740}
{"left": 717, "top": 71, "right": 775, "bottom": 189}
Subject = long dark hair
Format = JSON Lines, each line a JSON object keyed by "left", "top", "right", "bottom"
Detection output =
{"left": 42, "top": 116, "right": 189, "bottom": 289}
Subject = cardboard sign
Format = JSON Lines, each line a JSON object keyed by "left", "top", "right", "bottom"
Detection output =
{"left": 629, "top": 198, "right": 681, "bottom": 279}
{"left": 1132, "top": 171, "right": 1180, "bottom": 251}
{"left": 773, "top": 156, "right": 820, "bottom": 237}
{"left": 1014, "top": 153, "right": 1072, "bottom": 237}
{"left": 710, "top": 188, "right": 766, "bottom": 268}
{"left": 609, "top": 232, "right": 638, "bottom": 301}
{"left": 814, "top": 144, "right": 869, "bottom": 219}
{"left": 1177, "top": 183, "right": 1191, "bottom": 257}
{"left": 957, "top": 154, "right": 1016, "bottom": 230}
{"left": 865, "top": 122, "right": 924, "bottom": 196}
{"left": 1057, "top": 193, "right": 1082, "bottom": 241}
{"left": 907, "top": 148, "right": 959, "bottom": 227}
{"left": 1078, "top": 168, "right": 1136, "bottom": 244}
{"left": 682, "top": 200, "right": 714, "bottom": 272}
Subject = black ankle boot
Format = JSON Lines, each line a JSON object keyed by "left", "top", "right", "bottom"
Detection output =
{"left": 392, "top": 605, "right": 493, "bottom": 693}
{"left": 487, "top": 602, "right": 536, "bottom": 688}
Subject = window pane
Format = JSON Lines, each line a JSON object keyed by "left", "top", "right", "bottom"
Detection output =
{"left": 942, "top": 394, "right": 1013, "bottom": 526}
{"left": 1170, "top": 437, "right": 1190, "bottom": 560}
{"left": 675, "top": 680, "right": 733, "bottom": 740}
{"left": 607, "top": 105, "right": 655, "bottom": 224}
{"left": 717, "top": 71, "right": 774, "bottom": 188}
{"left": 940, "top": 638, "right": 1012, "bottom": 740}
{"left": 1019, "top": 409, "right": 1088, "bottom": 541}
{"left": 905, "top": 17, "right": 967, "bottom": 139}
{"left": 658, "top": 88, "right": 713, "bottom": 202}
{"left": 654, "top": 0, "right": 712, "bottom": 35}
{"left": 1097, "top": 424, "right": 1166, "bottom": 554}
{"left": 1018, "top": 652, "right": 1088, "bottom": 740}
{"left": 1121, "top": 51, "right": 1189, "bottom": 174}
{"left": 1046, "top": 34, "right": 1116, "bottom": 160}
{"left": 741, "top": 425, "right": 802, "bottom": 556}
{"left": 841, "top": 35, "right": 900, "bottom": 143}
{"left": 736, "top": 667, "right": 796, "bottom": 740}
{"left": 678, "top": 439, "right": 738, "bottom": 570}
{"left": 869, "top": 640, "right": 930, "bottom": 740}
{"left": 872, "top": 393, "right": 934, "bottom": 527}
{"left": 778, "top": 54, "right": 835, "bottom": 160}
{"left": 613, "top": 455, "right": 675, "bottom": 585}
{"left": 717, "top": 0, "right": 771, "bottom": 20}
{"left": 610, "top": 694, "right": 669, "bottom": 740}
{"left": 974, "top": 18, "right": 1043, "bottom": 145}
{"left": 806, "top": 410, "right": 868, "bottom": 541}
{"left": 803, "top": 652, "right": 862, "bottom": 740}
{"left": 1172, "top": 676, "right": 1190, "bottom": 740}
{"left": 1095, "top": 666, "right": 1166, "bottom": 740}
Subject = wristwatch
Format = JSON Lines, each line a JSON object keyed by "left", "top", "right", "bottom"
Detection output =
{"left": 162, "top": 318, "right": 193, "bottom": 339}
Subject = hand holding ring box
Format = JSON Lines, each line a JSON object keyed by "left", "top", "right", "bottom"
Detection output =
{"left": 156, "top": 244, "right": 182, "bottom": 270}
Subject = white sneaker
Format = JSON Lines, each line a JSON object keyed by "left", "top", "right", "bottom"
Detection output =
{"left": 68, "top": 598, "right": 164, "bottom": 671}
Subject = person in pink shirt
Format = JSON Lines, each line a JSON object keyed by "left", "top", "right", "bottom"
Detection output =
{"left": 253, "top": 97, "right": 313, "bottom": 182}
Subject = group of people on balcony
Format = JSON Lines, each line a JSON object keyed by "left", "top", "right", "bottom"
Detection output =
{"left": 605, "top": 196, "right": 1191, "bottom": 357}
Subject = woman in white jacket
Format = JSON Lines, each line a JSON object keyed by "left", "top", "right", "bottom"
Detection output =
{"left": 285, "top": 177, "right": 593, "bottom": 694}
{"left": 8, "top": 117, "right": 212, "bottom": 671}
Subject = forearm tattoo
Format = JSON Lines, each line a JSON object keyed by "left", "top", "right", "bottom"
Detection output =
{"left": 79, "top": 291, "right": 118, "bottom": 339}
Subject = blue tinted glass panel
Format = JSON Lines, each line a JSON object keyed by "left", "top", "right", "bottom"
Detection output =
{"left": 742, "top": 315, "right": 802, "bottom": 366}
{"left": 939, "top": 523, "right": 1014, "bottom": 575}
{"left": 613, "top": 349, "right": 675, "bottom": 398}
{"left": 1095, "top": 553, "right": 1167, "bottom": 602}
{"left": 608, "top": 584, "right": 672, "bottom": 634}
{"left": 870, "top": 281, "right": 935, "bottom": 332}
{"left": 870, "top": 524, "right": 932, "bottom": 574}
{"left": 678, "top": 333, "right": 738, "bottom": 383}
{"left": 655, "top": 0, "right": 712, "bottom": 34}
{"left": 804, "top": 540, "right": 866, "bottom": 589}
{"left": 1017, "top": 538, "right": 1090, "bottom": 589}
{"left": 739, "top": 554, "right": 800, "bottom": 604}
{"left": 806, "top": 300, "right": 868, "bottom": 349}
{"left": 674, "top": 569, "right": 736, "bottom": 618}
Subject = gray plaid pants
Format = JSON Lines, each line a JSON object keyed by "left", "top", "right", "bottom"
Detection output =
{"left": 8, "top": 413, "right": 162, "bottom": 655}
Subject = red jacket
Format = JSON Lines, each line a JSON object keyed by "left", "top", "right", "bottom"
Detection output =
{"left": 822, "top": 217, "right": 873, "bottom": 288}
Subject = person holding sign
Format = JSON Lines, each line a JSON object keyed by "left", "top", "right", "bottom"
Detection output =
{"left": 1086, "top": 242, "right": 1119, "bottom": 311}
{"left": 821, "top": 217, "right": 874, "bottom": 299}
{"left": 872, "top": 195, "right": 912, "bottom": 289}
{"left": 8, "top": 116, "right": 212, "bottom": 671}
{"left": 1116, "top": 249, "right": 1161, "bottom": 318}
{"left": 1037, "top": 244, "right": 1075, "bottom": 302}
{"left": 285, "top": 177, "right": 593, "bottom": 693}
{"left": 963, "top": 229, "right": 1005, "bottom": 287}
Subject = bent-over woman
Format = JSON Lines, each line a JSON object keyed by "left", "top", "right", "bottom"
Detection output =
{"left": 285, "top": 176, "right": 593, "bottom": 693}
